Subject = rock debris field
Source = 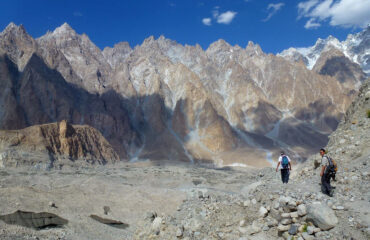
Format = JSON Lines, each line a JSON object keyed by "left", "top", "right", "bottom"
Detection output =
{"left": 0, "top": 153, "right": 369, "bottom": 240}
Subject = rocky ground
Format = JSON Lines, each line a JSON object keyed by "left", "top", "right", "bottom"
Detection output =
{"left": 0, "top": 147, "right": 369, "bottom": 240}
{"left": 0, "top": 81, "right": 369, "bottom": 240}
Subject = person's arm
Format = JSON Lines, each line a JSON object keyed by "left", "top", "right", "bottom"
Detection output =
{"left": 276, "top": 162, "right": 280, "bottom": 172}
{"left": 320, "top": 165, "right": 326, "bottom": 177}
{"left": 320, "top": 156, "right": 327, "bottom": 176}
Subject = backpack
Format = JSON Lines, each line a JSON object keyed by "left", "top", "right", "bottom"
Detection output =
{"left": 325, "top": 156, "right": 336, "bottom": 175}
{"left": 282, "top": 155, "right": 289, "bottom": 169}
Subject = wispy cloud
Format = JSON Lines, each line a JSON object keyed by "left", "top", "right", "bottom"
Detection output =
{"left": 202, "top": 18, "right": 212, "bottom": 26}
{"left": 298, "top": 0, "right": 370, "bottom": 29}
{"left": 262, "top": 3, "right": 285, "bottom": 22}
{"left": 304, "top": 18, "right": 321, "bottom": 29}
{"left": 297, "top": 0, "right": 319, "bottom": 19}
{"left": 73, "top": 11, "right": 83, "bottom": 17}
{"left": 217, "top": 11, "right": 237, "bottom": 24}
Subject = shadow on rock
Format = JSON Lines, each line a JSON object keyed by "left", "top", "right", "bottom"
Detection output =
{"left": 0, "top": 210, "right": 68, "bottom": 229}
{"left": 90, "top": 214, "right": 129, "bottom": 229}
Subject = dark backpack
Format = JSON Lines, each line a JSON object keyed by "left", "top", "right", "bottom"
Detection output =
{"left": 325, "top": 156, "right": 336, "bottom": 175}
{"left": 282, "top": 156, "right": 289, "bottom": 169}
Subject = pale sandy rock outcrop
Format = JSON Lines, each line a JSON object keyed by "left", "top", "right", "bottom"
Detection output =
{"left": 0, "top": 120, "right": 119, "bottom": 168}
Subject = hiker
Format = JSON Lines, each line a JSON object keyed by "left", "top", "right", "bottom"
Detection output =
{"left": 319, "top": 148, "right": 334, "bottom": 197}
{"left": 275, "top": 151, "right": 292, "bottom": 184}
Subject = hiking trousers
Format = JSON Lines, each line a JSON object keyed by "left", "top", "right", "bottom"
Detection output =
{"left": 321, "top": 172, "right": 332, "bottom": 196}
{"left": 281, "top": 169, "right": 290, "bottom": 183}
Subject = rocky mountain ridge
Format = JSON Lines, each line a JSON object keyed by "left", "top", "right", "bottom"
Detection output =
{"left": 0, "top": 22, "right": 368, "bottom": 166}
{"left": 279, "top": 26, "right": 370, "bottom": 76}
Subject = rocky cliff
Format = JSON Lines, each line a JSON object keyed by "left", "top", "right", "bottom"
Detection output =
{"left": 0, "top": 22, "right": 368, "bottom": 166}
{"left": 0, "top": 120, "right": 119, "bottom": 168}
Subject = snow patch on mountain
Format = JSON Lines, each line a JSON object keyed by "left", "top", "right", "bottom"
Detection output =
{"left": 279, "top": 27, "right": 370, "bottom": 75}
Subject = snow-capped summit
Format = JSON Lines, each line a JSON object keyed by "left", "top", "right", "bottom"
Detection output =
{"left": 279, "top": 27, "right": 370, "bottom": 75}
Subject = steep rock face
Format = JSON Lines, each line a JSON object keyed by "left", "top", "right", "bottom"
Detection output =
{"left": 326, "top": 78, "right": 370, "bottom": 158}
{"left": 37, "top": 23, "right": 112, "bottom": 93}
{"left": 0, "top": 23, "right": 37, "bottom": 71}
{"left": 0, "top": 53, "right": 138, "bottom": 159}
{"left": 102, "top": 42, "right": 132, "bottom": 69}
{"left": 0, "top": 120, "right": 119, "bottom": 168}
{"left": 312, "top": 48, "right": 366, "bottom": 90}
{"left": 0, "top": 23, "right": 367, "bottom": 166}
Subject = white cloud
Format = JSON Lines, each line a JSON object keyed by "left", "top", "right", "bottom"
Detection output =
{"left": 217, "top": 11, "right": 237, "bottom": 24}
{"left": 202, "top": 18, "right": 212, "bottom": 26}
{"left": 298, "top": 0, "right": 370, "bottom": 28}
{"left": 297, "top": 0, "right": 319, "bottom": 18}
{"left": 304, "top": 18, "right": 321, "bottom": 29}
{"left": 263, "top": 3, "right": 285, "bottom": 22}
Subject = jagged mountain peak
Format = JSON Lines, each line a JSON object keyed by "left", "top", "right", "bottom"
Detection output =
{"left": 1, "top": 22, "right": 29, "bottom": 37}
{"left": 53, "top": 22, "right": 75, "bottom": 35}
{"left": 3, "top": 22, "right": 17, "bottom": 31}
{"left": 279, "top": 27, "right": 369, "bottom": 75}
{"left": 207, "top": 39, "right": 232, "bottom": 51}
{"left": 245, "top": 41, "right": 263, "bottom": 56}
{"left": 38, "top": 23, "right": 79, "bottom": 41}
{"left": 142, "top": 35, "right": 156, "bottom": 45}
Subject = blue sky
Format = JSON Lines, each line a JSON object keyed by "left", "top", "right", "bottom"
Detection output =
{"left": 1, "top": 0, "right": 369, "bottom": 53}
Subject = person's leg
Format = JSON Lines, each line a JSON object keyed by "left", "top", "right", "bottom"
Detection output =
{"left": 282, "top": 169, "right": 288, "bottom": 183}
{"left": 281, "top": 170, "right": 284, "bottom": 183}
{"left": 286, "top": 170, "right": 290, "bottom": 183}
{"left": 322, "top": 173, "right": 332, "bottom": 196}
{"left": 326, "top": 173, "right": 332, "bottom": 196}
{"left": 321, "top": 175, "right": 329, "bottom": 195}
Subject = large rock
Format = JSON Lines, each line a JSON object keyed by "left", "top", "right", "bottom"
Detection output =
{"left": 0, "top": 121, "right": 120, "bottom": 168}
{"left": 306, "top": 202, "right": 338, "bottom": 230}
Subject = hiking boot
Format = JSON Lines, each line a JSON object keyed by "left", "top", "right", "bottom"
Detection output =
{"left": 329, "top": 189, "right": 334, "bottom": 197}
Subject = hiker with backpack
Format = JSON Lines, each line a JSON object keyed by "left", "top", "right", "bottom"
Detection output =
{"left": 319, "top": 148, "right": 335, "bottom": 197}
{"left": 275, "top": 151, "right": 292, "bottom": 184}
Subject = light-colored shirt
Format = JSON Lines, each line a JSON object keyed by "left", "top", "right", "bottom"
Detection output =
{"left": 321, "top": 155, "right": 329, "bottom": 167}
{"left": 278, "top": 155, "right": 291, "bottom": 170}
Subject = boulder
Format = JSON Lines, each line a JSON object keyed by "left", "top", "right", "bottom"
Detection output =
{"left": 306, "top": 202, "right": 338, "bottom": 230}
{"left": 288, "top": 224, "right": 298, "bottom": 235}
{"left": 302, "top": 232, "right": 314, "bottom": 240}
{"left": 277, "top": 224, "right": 290, "bottom": 232}
{"left": 259, "top": 206, "right": 268, "bottom": 218}
{"left": 151, "top": 217, "right": 162, "bottom": 233}
{"left": 297, "top": 204, "right": 307, "bottom": 216}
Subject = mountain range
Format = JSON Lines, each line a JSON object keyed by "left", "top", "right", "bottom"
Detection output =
{"left": 0, "top": 22, "right": 368, "bottom": 167}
